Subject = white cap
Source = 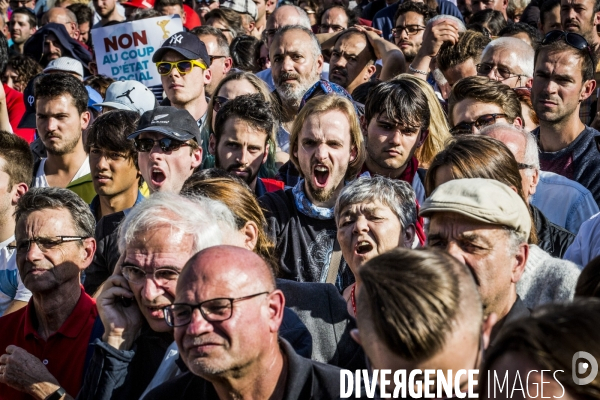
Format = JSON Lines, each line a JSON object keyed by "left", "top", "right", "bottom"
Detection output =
{"left": 221, "top": 0, "right": 258, "bottom": 20}
{"left": 43, "top": 57, "right": 84, "bottom": 79}
{"left": 94, "top": 80, "right": 157, "bottom": 116}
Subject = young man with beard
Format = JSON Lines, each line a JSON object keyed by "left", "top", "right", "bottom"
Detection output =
{"left": 270, "top": 25, "right": 323, "bottom": 154}
{"left": 32, "top": 73, "right": 96, "bottom": 203}
{"left": 8, "top": 8, "right": 36, "bottom": 56}
{"left": 259, "top": 95, "right": 365, "bottom": 291}
{"left": 92, "top": 0, "right": 125, "bottom": 27}
{"left": 392, "top": 1, "right": 436, "bottom": 67}
{"left": 209, "top": 94, "right": 283, "bottom": 196}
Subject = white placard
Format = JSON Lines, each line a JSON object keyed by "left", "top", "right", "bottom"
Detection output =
{"left": 91, "top": 15, "right": 184, "bottom": 86}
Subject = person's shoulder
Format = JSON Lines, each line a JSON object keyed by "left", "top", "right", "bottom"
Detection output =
{"left": 258, "top": 188, "right": 294, "bottom": 210}
{"left": 0, "top": 302, "right": 27, "bottom": 328}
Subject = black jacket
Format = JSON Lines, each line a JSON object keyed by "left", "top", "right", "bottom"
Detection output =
{"left": 531, "top": 205, "right": 575, "bottom": 258}
{"left": 24, "top": 23, "right": 92, "bottom": 68}
{"left": 143, "top": 339, "right": 345, "bottom": 400}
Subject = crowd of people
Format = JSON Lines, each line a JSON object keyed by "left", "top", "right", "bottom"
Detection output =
{"left": 0, "top": 0, "right": 598, "bottom": 398}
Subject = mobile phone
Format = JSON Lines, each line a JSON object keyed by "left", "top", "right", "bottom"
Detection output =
{"left": 118, "top": 296, "right": 133, "bottom": 308}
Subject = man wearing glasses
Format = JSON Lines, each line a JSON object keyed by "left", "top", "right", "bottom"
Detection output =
{"left": 153, "top": 31, "right": 212, "bottom": 132}
{"left": 477, "top": 36, "right": 534, "bottom": 88}
{"left": 190, "top": 26, "right": 233, "bottom": 97}
{"left": 127, "top": 106, "right": 202, "bottom": 194}
{"left": 0, "top": 187, "right": 97, "bottom": 400}
{"left": 317, "top": 5, "right": 354, "bottom": 33}
{"left": 448, "top": 76, "right": 524, "bottom": 135}
{"left": 144, "top": 246, "right": 342, "bottom": 399}
{"left": 392, "top": 1, "right": 434, "bottom": 65}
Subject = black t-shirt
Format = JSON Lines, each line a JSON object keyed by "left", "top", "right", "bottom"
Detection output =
{"left": 534, "top": 126, "right": 600, "bottom": 206}
{"left": 259, "top": 189, "right": 353, "bottom": 291}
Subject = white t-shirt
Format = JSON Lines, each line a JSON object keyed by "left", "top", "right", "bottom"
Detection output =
{"left": 0, "top": 236, "right": 32, "bottom": 316}
{"left": 33, "top": 157, "right": 91, "bottom": 188}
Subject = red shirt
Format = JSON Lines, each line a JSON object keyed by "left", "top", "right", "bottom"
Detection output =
{"left": 0, "top": 287, "right": 98, "bottom": 400}
{"left": 4, "top": 84, "right": 35, "bottom": 143}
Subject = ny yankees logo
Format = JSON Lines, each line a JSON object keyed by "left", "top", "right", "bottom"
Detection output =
{"left": 116, "top": 87, "right": 136, "bottom": 104}
{"left": 169, "top": 33, "right": 183, "bottom": 45}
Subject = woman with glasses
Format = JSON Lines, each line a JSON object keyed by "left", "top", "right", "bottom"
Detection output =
{"left": 201, "top": 71, "right": 280, "bottom": 175}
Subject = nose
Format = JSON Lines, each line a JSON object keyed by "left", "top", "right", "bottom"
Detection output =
{"left": 46, "top": 117, "right": 58, "bottom": 133}
{"left": 237, "top": 148, "right": 249, "bottom": 166}
{"left": 140, "top": 276, "right": 165, "bottom": 301}
{"left": 314, "top": 143, "right": 329, "bottom": 162}
{"left": 281, "top": 55, "right": 294, "bottom": 71}
{"left": 486, "top": 67, "right": 499, "bottom": 81}
{"left": 186, "top": 308, "right": 214, "bottom": 336}
{"left": 352, "top": 216, "right": 369, "bottom": 234}
{"left": 445, "top": 241, "right": 467, "bottom": 265}
{"left": 23, "top": 241, "right": 44, "bottom": 263}
{"left": 400, "top": 29, "right": 409, "bottom": 40}
{"left": 332, "top": 55, "right": 347, "bottom": 69}
{"left": 95, "top": 153, "right": 110, "bottom": 171}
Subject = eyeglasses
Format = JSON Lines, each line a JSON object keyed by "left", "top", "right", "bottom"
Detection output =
{"left": 134, "top": 137, "right": 192, "bottom": 152}
{"left": 163, "top": 292, "right": 269, "bottom": 326}
{"left": 209, "top": 55, "right": 226, "bottom": 65}
{"left": 122, "top": 265, "right": 180, "bottom": 286}
{"left": 476, "top": 63, "right": 524, "bottom": 81}
{"left": 450, "top": 113, "right": 508, "bottom": 135}
{"left": 156, "top": 59, "right": 207, "bottom": 75}
{"left": 517, "top": 162, "right": 536, "bottom": 170}
{"left": 542, "top": 30, "right": 594, "bottom": 64}
{"left": 318, "top": 24, "right": 346, "bottom": 33}
{"left": 391, "top": 25, "right": 426, "bottom": 37}
{"left": 212, "top": 95, "right": 229, "bottom": 113}
{"left": 10, "top": 236, "right": 89, "bottom": 254}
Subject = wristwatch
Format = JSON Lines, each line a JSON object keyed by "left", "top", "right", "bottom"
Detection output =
{"left": 45, "top": 387, "right": 66, "bottom": 400}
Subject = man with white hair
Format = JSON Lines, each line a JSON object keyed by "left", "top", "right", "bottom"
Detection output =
{"left": 477, "top": 37, "right": 534, "bottom": 88}
{"left": 270, "top": 25, "right": 323, "bottom": 153}
{"left": 77, "top": 193, "right": 240, "bottom": 400}
{"left": 481, "top": 123, "right": 598, "bottom": 234}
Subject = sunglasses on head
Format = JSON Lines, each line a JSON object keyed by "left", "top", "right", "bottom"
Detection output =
{"left": 134, "top": 137, "right": 191, "bottom": 152}
{"left": 156, "top": 59, "right": 207, "bottom": 75}
{"left": 542, "top": 30, "right": 594, "bottom": 64}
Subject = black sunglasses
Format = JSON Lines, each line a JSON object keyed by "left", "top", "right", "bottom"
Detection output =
{"left": 450, "top": 113, "right": 508, "bottom": 135}
{"left": 134, "top": 137, "right": 191, "bottom": 152}
{"left": 213, "top": 95, "right": 229, "bottom": 113}
{"left": 542, "top": 30, "right": 594, "bottom": 64}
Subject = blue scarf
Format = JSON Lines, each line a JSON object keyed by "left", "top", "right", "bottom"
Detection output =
{"left": 292, "top": 179, "right": 335, "bottom": 220}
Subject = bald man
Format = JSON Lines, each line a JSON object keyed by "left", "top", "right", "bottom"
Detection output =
{"left": 42, "top": 7, "right": 80, "bottom": 40}
{"left": 145, "top": 246, "right": 342, "bottom": 400}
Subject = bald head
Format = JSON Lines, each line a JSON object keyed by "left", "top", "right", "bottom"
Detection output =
{"left": 267, "top": 5, "right": 311, "bottom": 30}
{"left": 43, "top": 7, "right": 79, "bottom": 38}
{"left": 178, "top": 245, "right": 276, "bottom": 295}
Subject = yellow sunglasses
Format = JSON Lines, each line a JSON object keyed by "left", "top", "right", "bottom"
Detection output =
{"left": 156, "top": 59, "right": 207, "bottom": 75}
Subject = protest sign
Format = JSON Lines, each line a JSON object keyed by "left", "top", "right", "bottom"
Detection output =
{"left": 91, "top": 15, "right": 183, "bottom": 86}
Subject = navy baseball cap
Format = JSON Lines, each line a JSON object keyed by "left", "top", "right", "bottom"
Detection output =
{"left": 18, "top": 74, "right": 45, "bottom": 129}
{"left": 128, "top": 106, "right": 201, "bottom": 142}
{"left": 152, "top": 32, "right": 210, "bottom": 68}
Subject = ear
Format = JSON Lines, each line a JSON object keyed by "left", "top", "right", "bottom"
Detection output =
{"left": 349, "top": 144, "right": 357, "bottom": 163}
{"left": 80, "top": 110, "right": 91, "bottom": 130}
{"left": 223, "top": 57, "right": 233, "bottom": 73}
{"left": 580, "top": 78, "right": 596, "bottom": 102}
{"left": 481, "top": 312, "right": 498, "bottom": 351}
{"left": 530, "top": 168, "right": 539, "bottom": 195}
{"left": 203, "top": 67, "right": 212, "bottom": 86}
{"left": 350, "top": 328, "right": 362, "bottom": 345}
{"left": 510, "top": 242, "right": 528, "bottom": 283}
{"left": 512, "top": 117, "right": 523, "bottom": 128}
{"left": 316, "top": 54, "right": 324, "bottom": 74}
{"left": 191, "top": 146, "right": 203, "bottom": 169}
{"left": 401, "top": 224, "right": 416, "bottom": 248}
{"left": 80, "top": 237, "right": 97, "bottom": 270}
{"left": 209, "top": 133, "right": 216, "bottom": 155}
{"left": 181, "top": 9, "right": 187, "bottom": 23}
{"left": 416, "top": 129, "right": 428, "bottom": 148}
{"left": 502, "top": 0, "right": 508, "bottom": 11}
{"left": 595, "top": 11, "right": 600, "bottom": 25}
{"left": 267, "top": 289, "right": 285, "bottom": 333}
{"left": 365, "top": 63, "right": 377, "bottom": 80}
{"left": 241, "top": 220, "right": 259, "bottom": 251}
{"left": 9, "top": 183, "right": 28, "bottom": 207}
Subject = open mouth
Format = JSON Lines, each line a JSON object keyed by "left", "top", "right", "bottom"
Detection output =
{"left": 313, "top": 165, "right": 330, "bottom": 188}
{"left": 355, "top": 241, "right": 374, "bottom": 254}
{"left": 151, "top": 168, "right": 166, "bottom": 186}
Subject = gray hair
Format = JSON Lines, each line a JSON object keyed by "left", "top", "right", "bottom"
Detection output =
{"left": 428, "top": 15, "right": 466, "bottom": 32}
{"left": 14, "top": 187, "right": 95, "bottom": 238}
{"left": 482, "top": 37, "right": 535, "bottom": 78}
{"left": 269, "top": 5, "right": 312, "bottom": 29}
{"left": 117, "top": 192, "right": 238, "bottom": 254}
{"left": 273, "top": 24, "right": 322, "bottom": 61}
{"left": 334, "top": 176, "right": 418, "bottom": 229}
{"left": 479, "top": 123, "right": 540, "bottom": 176}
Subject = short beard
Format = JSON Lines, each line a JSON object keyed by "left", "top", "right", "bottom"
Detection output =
{"left": 275, "top": 68, "right": 319, "bottom": 109}
{"left": 45, "top": 135, "right": 80, "bottom": 156}
{"left": 402, "top": 49, "right": 417, "bottom": 63}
